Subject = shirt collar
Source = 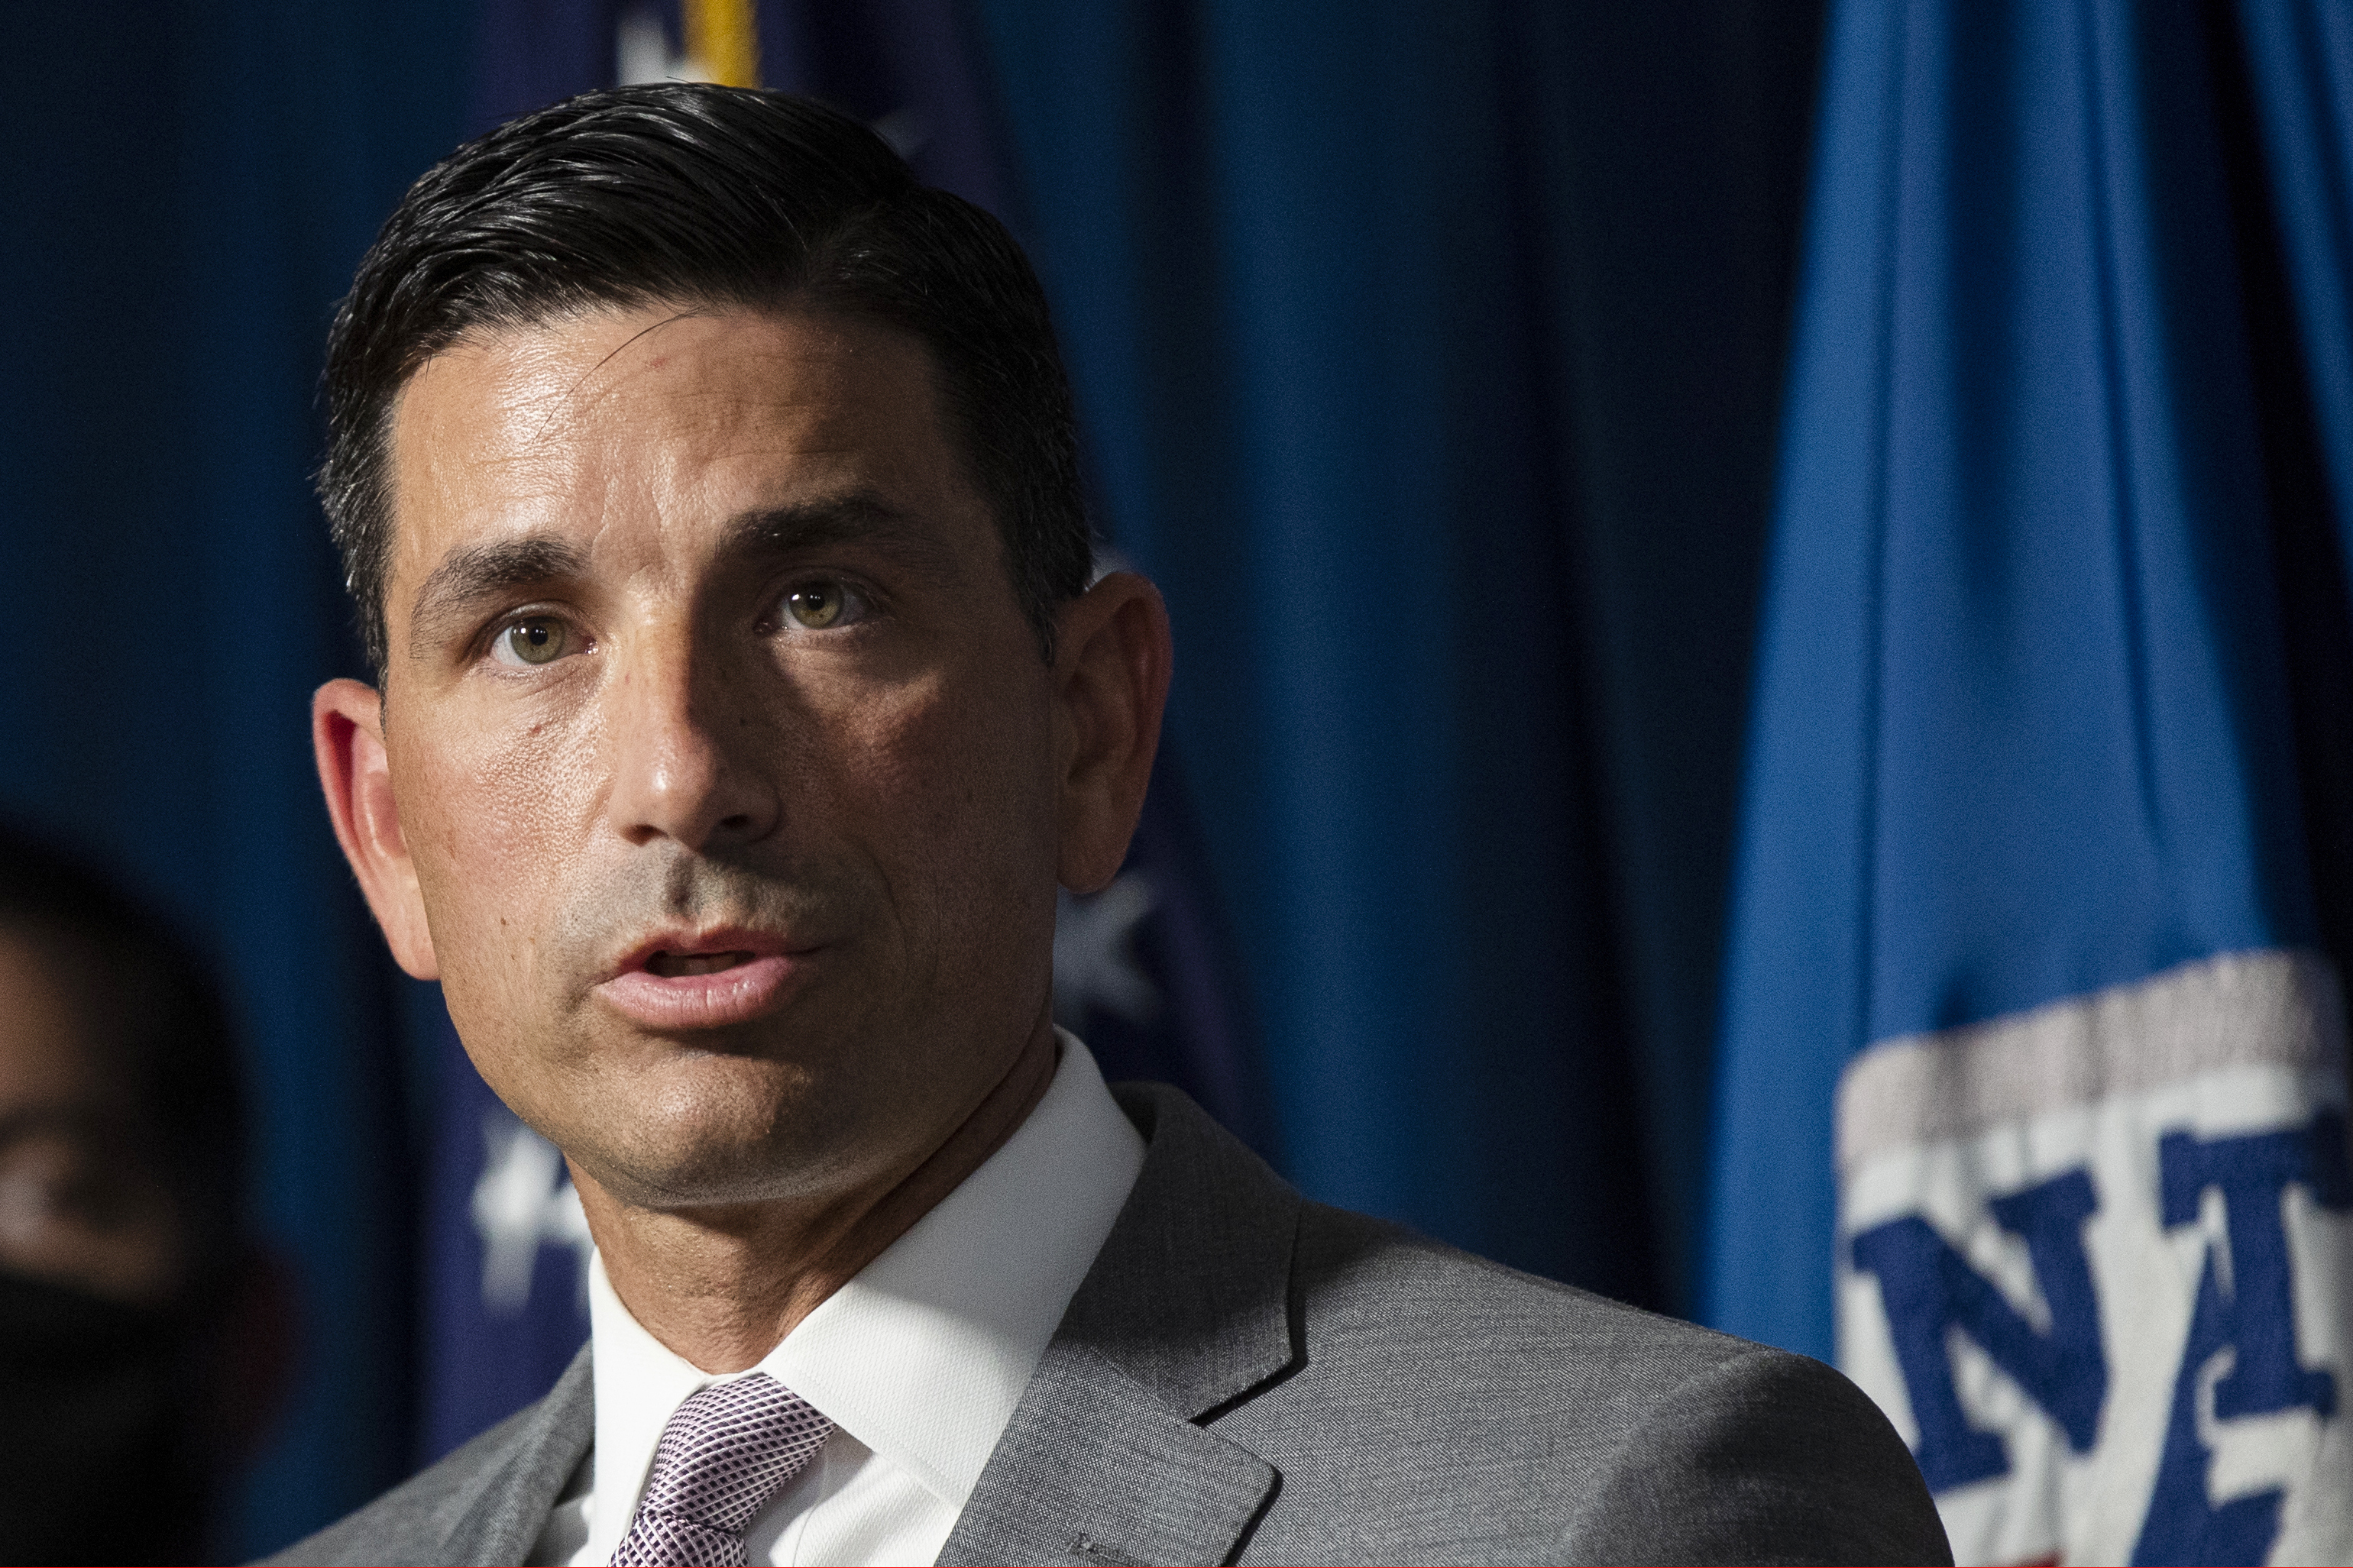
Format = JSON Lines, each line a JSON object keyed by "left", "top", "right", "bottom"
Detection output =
{"left": 584, "top": 1032, "right": 1144, "bottom": 1559}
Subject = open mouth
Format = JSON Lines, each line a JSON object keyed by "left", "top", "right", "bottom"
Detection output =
{"left": 644, "top": 949, "right": 759, "bottom": 978}
{"left": 598, "top": 936, "right": 809, "bottom": 1030}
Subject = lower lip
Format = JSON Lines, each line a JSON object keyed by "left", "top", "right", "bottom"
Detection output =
{"left": 594, "top": 954, "right": 808, "bottom": 1031}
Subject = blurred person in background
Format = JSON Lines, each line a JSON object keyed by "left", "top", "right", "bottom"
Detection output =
{"left": 0, "top": 822, "right": 290, "bottom": 1563}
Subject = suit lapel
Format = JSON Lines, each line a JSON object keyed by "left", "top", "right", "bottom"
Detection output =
{"left": 939, "top": 1086, "right": 1302, "bottom": 1567}
{"left": 939, "top": 1343, "right": 1277, "bottom": 1566}
{"left": 442, "top": 1345, "right": 597, "bottom": 1566}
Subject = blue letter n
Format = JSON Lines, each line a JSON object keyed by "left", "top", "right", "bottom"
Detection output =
{"left": 1851, "top": 1169, "right": 2107, "bottom": 1492}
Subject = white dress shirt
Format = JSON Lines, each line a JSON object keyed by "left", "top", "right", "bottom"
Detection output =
{"left": 528, "top": 1033, "right": 1145, "bottom": 1567}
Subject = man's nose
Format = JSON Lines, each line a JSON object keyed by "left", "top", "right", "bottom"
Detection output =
{"left": 604, "top": 632, "right": 781, "bottom": 852}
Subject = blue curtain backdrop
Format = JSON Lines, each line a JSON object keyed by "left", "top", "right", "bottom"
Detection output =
{"left": 3, "top": 2, "right": 1826, "bottom": 1555}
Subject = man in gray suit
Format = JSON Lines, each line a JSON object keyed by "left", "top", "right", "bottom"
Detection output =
{"left": 283, "top": 85, "right": 1949, "bottom": 1566}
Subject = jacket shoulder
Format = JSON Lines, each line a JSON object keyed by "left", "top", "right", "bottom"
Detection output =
{"left": 1227, "top": 1204, "right": 1950, "bottom": 1565}
{"left": 1291, "top": 1200, "right": 1770, "bottom": 1378}
{"left": 254, "top": 1410, "right": 529, "bottom": 1566}
{"left": 1555, "top": 1330, "right": 1953, "bottom": 1566}
{"left": 253, "top": 1350, "right": 592, "bottom": 1568}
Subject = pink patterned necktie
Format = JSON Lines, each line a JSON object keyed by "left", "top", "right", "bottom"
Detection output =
{"left": 610, "top": 1373, "right": 834, "bottom": 1567}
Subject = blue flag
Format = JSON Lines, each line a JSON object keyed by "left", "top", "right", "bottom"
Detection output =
{"left": 1706, "top": 0, "right": 2353, "bottom": 1560}
{"left": 2232, "top": 0, "right": 2353, "bottom": 561}
{"left": 419, "top": 0, "right": 1266, "bottom": 1460}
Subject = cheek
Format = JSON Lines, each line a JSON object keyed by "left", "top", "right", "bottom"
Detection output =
{"left": 819, "top": 663, "right": 1060, "bottom": 933}
{"left": 399, "top": 703, "right": 607, "bottom": 995}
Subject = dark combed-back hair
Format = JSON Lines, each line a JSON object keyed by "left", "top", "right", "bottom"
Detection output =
{"left": 320, "top": 84, "right": 1092, "bottom": 677}
{"left": 0, "top": 822, "right": 245, "bottom": 1285}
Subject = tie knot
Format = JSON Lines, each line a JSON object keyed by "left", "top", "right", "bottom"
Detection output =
{"left": 612, "top": 1373, "right": 833, "bottom": 1566}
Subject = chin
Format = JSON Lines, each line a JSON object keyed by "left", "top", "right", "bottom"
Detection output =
{"left": 584, "top": 1132, "right": 838, "bottom": 1210}
{"left": 583, "top": 1078, "right": 879, "bottom": 1211}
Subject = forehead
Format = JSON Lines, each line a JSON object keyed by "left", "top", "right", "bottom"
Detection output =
{"left": 384, "top": 304, "right": 976, "bottom": 603}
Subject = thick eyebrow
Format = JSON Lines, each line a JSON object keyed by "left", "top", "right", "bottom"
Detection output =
{"left": 408, "top": 535, "right": 587, "bottom": 659}
{"left": 717, "top": 491, "right": 964, "bottom": 584}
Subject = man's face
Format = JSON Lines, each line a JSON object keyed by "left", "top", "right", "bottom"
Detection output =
{"left": 377, "top": 305, "right": 1063, "bottom": 1211}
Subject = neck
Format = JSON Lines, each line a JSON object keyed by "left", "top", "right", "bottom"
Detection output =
{"left": 574, "top": 1014, "right": 1061, "bottom": 1372}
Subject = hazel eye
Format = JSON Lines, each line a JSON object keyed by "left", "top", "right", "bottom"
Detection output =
{"left": 494, "top": 616, "right": 571, "bottom": 667}
{"left": 778, "top": 580, "right": 866, "bottom": 631}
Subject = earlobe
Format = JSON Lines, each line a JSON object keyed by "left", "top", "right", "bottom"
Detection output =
{"left": 1054, "top": 573, "right": 1173, "bottom": 894}
{"left": 312, "top": 677, "right": 441, "bottom": 979}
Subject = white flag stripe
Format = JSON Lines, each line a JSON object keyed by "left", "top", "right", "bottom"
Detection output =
{"left": 1838, "top": 950, "right": 2346, "bottom": 1173}
{"left": 1837, "top": 951, "right": 2353, "bottom": 1564}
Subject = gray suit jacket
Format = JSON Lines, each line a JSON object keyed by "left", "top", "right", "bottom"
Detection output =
{"left": 267, "top": 1084, "right": 1950, "bottom": 1566}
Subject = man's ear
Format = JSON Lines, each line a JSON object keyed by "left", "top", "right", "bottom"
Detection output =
{"left": 312, "top": 678, "right": 439, "bottom": 979}
{"left": 1054, "top": 571, "right": 1174, "bottom": 894}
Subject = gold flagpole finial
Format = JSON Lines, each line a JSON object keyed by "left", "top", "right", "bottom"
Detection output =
{"left": 683, "top": 0, "right": 760, "bottom": 89}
